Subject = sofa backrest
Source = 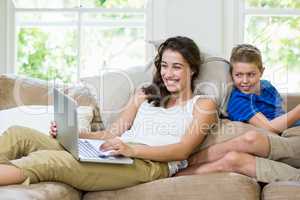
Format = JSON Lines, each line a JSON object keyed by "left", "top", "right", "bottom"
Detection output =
{"left": 81, "top": 63, "right": 153, "bottom": 128}
{"left": 194, "top": 57, "right": 233, "bottom": 117}
{"left": 81, "top": 56, "right": 232, "bottom": 128}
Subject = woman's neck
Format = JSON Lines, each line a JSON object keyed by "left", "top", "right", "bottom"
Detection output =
{"left": 166, "top": 89, "right": 193, "bottom": 108}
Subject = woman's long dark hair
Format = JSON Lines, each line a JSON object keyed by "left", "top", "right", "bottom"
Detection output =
{"left": 143, "top": 36, "right": 202, "bottom": 107}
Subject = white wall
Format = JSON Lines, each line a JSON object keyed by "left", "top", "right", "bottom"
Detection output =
{"left": 0, "top": 0, "right": 7, "bottom": 74}
{"left": 150, "top": 0, "right": 229, "bottom": 57}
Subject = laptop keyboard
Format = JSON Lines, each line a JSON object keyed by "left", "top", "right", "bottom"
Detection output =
{"left": 78, "top": 140, "right": 105, "bottom": 158}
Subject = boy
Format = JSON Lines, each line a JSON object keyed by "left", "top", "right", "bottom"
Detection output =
{"left": 176, "top": 44, "right": 300, "bottom": 183}
{"left": 227, "top": 44, "right": 300, "bottom": 133}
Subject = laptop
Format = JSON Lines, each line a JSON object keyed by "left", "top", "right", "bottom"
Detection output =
{"left": 53, "top": 88, "right": 133, "bottom": 164}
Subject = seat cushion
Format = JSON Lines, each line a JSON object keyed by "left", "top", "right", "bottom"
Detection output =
{"left": 83, "top": 173, "right": 260, "bottom": 200}
{"left": 262, "top": 181, "right": 300, "bottom": 200}
{"left": 0, "top": 182, "right": 81, "bottom": 200}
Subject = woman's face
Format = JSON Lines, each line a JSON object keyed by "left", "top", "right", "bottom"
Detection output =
{"left": 160, "top": 49, "right": 193, "bottom": 95}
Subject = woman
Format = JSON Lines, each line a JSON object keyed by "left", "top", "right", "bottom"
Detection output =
{"left": 0, "top": 36, "right": 217, "bottom": 191}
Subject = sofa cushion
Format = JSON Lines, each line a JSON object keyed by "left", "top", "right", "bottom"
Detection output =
{"left": 262, "top": 181, "right": 300, "bottom": 200}
{"left": 194, "top": 57, "right": 232, "bottom": 117}
{"left": 280, "top": 93, "right": 300, "bottom": 112}
{"left": 0, "top": 74, "right": 104, "bottom": 131}
{"left": 0, "top": 182, "right": 81, "bottom": 200}
{"left": 81, "top": 64, "right": 153, "bottom": 128}
{"left": 83, "top": 173, "right": 260, "bottom": 200}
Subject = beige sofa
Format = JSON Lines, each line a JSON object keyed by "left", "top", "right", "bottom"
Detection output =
{"left": 0, "top": 57, "right": 300, "bottom": 200}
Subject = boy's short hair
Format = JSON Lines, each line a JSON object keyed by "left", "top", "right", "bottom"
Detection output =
{"left": 230, "top": 44, "right": 263, "bottom": 73}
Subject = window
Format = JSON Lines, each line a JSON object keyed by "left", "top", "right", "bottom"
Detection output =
{"left": 13, "top": 0, "right": 146, "bottom": 83}
{"left": 242, "top": 0, "right": 300, "bottom": 93}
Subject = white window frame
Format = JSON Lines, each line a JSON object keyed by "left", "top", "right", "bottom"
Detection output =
{"left": 3, "top": 0, "right": 16, "bottom": 74}
{"left": 7, "top": 0, "right": 151, "bottom": 80}
{"left": 223, "top": 0, "right": 300, "bottom": 93}
{"left": 224, "top": 0, "right": 300, "bottom": 58}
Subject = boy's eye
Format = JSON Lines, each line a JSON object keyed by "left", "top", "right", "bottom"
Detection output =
{"left": 245, "top": 72, "right": 256, "bottom": 77}
{"left": 234, "top": 73, "right": 242, "bottom": 77}
{"left": 249, "top": 73, "right": 256, "bottom": 77}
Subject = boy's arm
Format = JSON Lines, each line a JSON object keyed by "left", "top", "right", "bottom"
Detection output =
{"left": 248, "top": 104, "right": 300, "bottom": 134}
{"left": 101, "top": 98, "right": 217, "bottom": 162}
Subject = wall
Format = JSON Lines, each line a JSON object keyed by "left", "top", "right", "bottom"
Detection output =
{"left": 150, "top": 0, "right": 227, "bottom": 57}
{"left": 0, "top": 0, "right": 7, "bottom": 74}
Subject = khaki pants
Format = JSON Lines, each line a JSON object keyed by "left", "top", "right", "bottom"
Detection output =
{"left": 0, "top": 126, "right": 169, "bottom": 191}
{"left": 256, "top": 126, "right": 300, "bottom": 183}
{"left": 197, "top": 120, "right": 300, "bottom": 183}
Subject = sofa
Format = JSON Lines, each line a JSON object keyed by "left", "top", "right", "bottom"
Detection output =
{"left": 0, "top": 57, "right": 300, "bottom": 200}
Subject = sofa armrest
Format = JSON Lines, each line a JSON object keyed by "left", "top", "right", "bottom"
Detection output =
{"left": 281, "top": 93, "right": 300, "bottom": 112}
{"left": 0, "top": 74, "right": 50, "bottom": 110}
{"left": 0, "top": 74, "right": 104, "bottom": 131}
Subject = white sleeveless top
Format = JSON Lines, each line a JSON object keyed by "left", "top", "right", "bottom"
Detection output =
{"left": 120, "top": 95, "right": 202, "bottom": 146}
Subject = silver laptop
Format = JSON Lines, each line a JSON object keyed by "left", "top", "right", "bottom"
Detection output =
{"left": 53, "top": 88, "right": 133, "bottom": 164}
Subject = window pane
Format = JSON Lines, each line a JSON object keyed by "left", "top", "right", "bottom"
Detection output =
{"left": 80, "top": 0, "right": 145, "bottom": 9}
{"left": 80, "top": 27, "right": 145, "bottom": 77}
{"left": 14, "top": 0, "right": 79, "bottom": 8}
{"left": 246, "top": 0, "right": 300, "bottom": 9}
{"left": 245, "top": 16, "right": 300, "bottom": 92}
{"left": 80, "top": 11, "right": 145, "bottom": 77}
{"left": 17, "top": 27, "right": 78, "bottom": 83}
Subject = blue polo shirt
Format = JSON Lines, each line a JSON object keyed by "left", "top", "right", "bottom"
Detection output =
{"left": 227, "top": 80, "right": 286, "bottom": 122}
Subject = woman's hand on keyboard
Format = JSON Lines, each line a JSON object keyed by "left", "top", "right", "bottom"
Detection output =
{"left": 100, "top": 137, "right": 135, "bottom": 157}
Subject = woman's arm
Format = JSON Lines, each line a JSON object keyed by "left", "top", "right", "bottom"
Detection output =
{"left": 248, "top": 104, "right": 300, "bottom": 134}
{"left": 79, "top": 89, "right": 147, "bottom": 140}
{"left": 101, "top": 98, "right": 217, "bottom": 162}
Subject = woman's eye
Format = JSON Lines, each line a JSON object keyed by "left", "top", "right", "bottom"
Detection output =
{"left": 235, "top": 73, "right": 241, "bottom": 77}
{"left": 173, "top": 65, "right": 181, "bottom": 70}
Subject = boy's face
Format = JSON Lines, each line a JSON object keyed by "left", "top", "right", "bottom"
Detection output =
{"left": 231, "top": 62, "right": 263, "bottom": 94}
